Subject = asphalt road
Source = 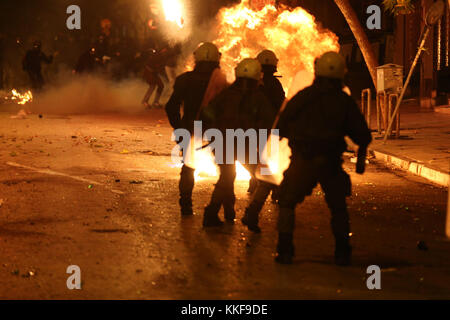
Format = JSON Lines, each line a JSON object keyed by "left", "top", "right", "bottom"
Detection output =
{"left": 0, "top": 109, "right": 448, "bottom": 299}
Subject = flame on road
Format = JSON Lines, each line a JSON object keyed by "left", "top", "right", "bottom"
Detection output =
{"left": 256, "top": 135, "right": 292, "bottom": 186}
{"left": 179, "top": 137, "right": 251, "bottom": 182}
{"left": 162, "top": 0, "right": 184, "bottom": 28}
{"left": 193, "top": 153, "right": 250, "bottom": 182}
{"left": 191, "top": 150, "right": 251, "bottom": 182}
{"left": 193, "top": 148, "right": 217, "bottom": 180}
{"left": 235, "top": 161, "right": 251, "bottom": 180}
{"left": 4, "top": 89, "right": 33, "bottom": 105}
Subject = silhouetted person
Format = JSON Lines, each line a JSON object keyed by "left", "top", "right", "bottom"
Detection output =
{"left": 22, "top": 40, "right": 53, "bottom": 91}
{"left": 165, "top": 42, "right": 225, "bottom": 216}
{"left": 142, "top": 47, "right": 169, "bottom": 108}
{"left": 241, "top": 49, "right": 286, "bottom": 232}
{"left": 275, "top": 52, "right": 372, "bottom": 265}
{"left": 200, "top": 58, "right": 276, "bottom": 227}
{"left": 75, "top": 47, "right": 99, "bottom": 74}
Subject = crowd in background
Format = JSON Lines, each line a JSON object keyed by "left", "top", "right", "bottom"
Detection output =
{"left": 1, "top": 29, "right": 183, "bottom": 90}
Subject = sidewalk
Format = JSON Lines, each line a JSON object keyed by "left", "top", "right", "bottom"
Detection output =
{"left": 365, "top": 105, "right": 449, "bottom": 187}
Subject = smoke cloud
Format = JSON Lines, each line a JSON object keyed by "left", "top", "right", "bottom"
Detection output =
{"left": 28, "top": 74, "right": 150, "bottom": 115}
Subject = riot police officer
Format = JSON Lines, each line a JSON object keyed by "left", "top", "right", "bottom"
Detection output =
{"left": 241, "top": 49, "right": 286, "bottom": 233}
{"left": 275, "top": 52, "right": 372, "bottom": 265}
{"left": 247, "top": 49, "right": 286, "bottom": 195}
{"left": 165, "top": 42, "right": 223, "bottom": 216}
{"left": 201, "top": 58, "right": 276, "bottom": 227}
{"left": 256, "top": 49, "right": 285, "bottom": 111}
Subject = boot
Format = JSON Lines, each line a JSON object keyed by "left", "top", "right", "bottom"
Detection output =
{"left": 224, "top": 209, "right": 236, "bottom": 223}
{"left": 223, "top": 203, "right": 236, "bottom": 223}
{"left": 241, "top": 208, "right": 261, "bottom": 233}
{"left": 271, "top": 187, "right": 280, "bottom": 204}
{"left": 179, "top": 166, "right": 195, "bottom": 216}
{"left": 203, "top": 204, "right": 224, "bottom": 227}
{"left": 181, "top": 206, "right": 193, "bottom": 216}
{"left": 334, "top": 238, "right": 352, "bottom": 266}
{"left": 275, "top": 232, "right": 294, "bottom": 264}
{"left": 331, "top": 209, "right": 351, "bottom": 266}
{"left": 179, "top": 197, "right": 193, "bottom": 216}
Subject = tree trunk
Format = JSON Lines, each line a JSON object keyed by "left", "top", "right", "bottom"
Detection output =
{"left": 334, "top": 0, "right": 378, "bottom": 87}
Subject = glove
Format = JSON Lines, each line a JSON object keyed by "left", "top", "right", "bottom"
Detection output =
{"left": 356, "top": 147, "right": 367, "bottom": 174}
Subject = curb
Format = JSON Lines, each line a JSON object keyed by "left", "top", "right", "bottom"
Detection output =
{"left": 434, "top": 104, "right": 450, "bottom": 115}
{"left": 370, "top": 149, "right": 449, "bottom": 187}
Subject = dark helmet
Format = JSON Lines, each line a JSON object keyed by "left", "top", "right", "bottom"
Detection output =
{"left": 257, "top": 49, "right": 278, "bottom": 67}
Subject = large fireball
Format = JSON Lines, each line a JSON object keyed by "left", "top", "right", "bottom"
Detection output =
{"left": 214, "top": 0, "right": 340, "bottom": 94}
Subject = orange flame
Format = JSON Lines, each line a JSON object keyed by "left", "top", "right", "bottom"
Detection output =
{"left": 182, "top": 137, "right": 251, "bottom": 181}
{"left": 214, "top": 0, "right": 340, "bottom": 92}
{"left": 162, "top": 0, "right": 184, "bottom": 28}
{"left": 5, "top": 89, "right": 33, "bottom": 105}
{"left": 193, "top": 155, "right": 250, "bottom": 182}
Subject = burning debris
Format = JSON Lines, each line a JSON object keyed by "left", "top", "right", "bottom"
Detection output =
{"left": 10, "top": 109, "right": 31, "bottom": 119}
{"left": 3, "top": 89, "right": 33, "bottom": 105}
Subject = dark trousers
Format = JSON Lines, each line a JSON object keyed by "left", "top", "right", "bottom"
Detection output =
{"left": 28, "top": 71, "right": 44, "bottom": 91}
{"left": 277, "top": 154, "right": 351, "bottom": 242}
{"left": 245, "top": 181, "right": 276, "bottom": 224}
{"left": 179, "top": 165, "right": 195, "bottom": 212}
{"left": 204, "top": 164, "right": 236, "bottom": 218}
{"left": 204, "top": 161, "right": 258, "bottom": 218}
{"left": 142, "top": 73, "right": 164, "bottom": 105}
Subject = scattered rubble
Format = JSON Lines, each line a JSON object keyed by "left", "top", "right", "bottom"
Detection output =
{"left": 10, "top": 109, "right": 30, "bottom": 119}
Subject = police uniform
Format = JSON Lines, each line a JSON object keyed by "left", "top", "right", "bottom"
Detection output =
{"left": 242, "top": 50, "right": 285, "bottom": 233}
{"left": 165, "top": 43, "right": 222, "bottom": 216}
{"left": 275, "top": 52, "right": 372, "bottom": 265}
{"left": 201, "top": 58, "right": 277, "bottom": 227}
